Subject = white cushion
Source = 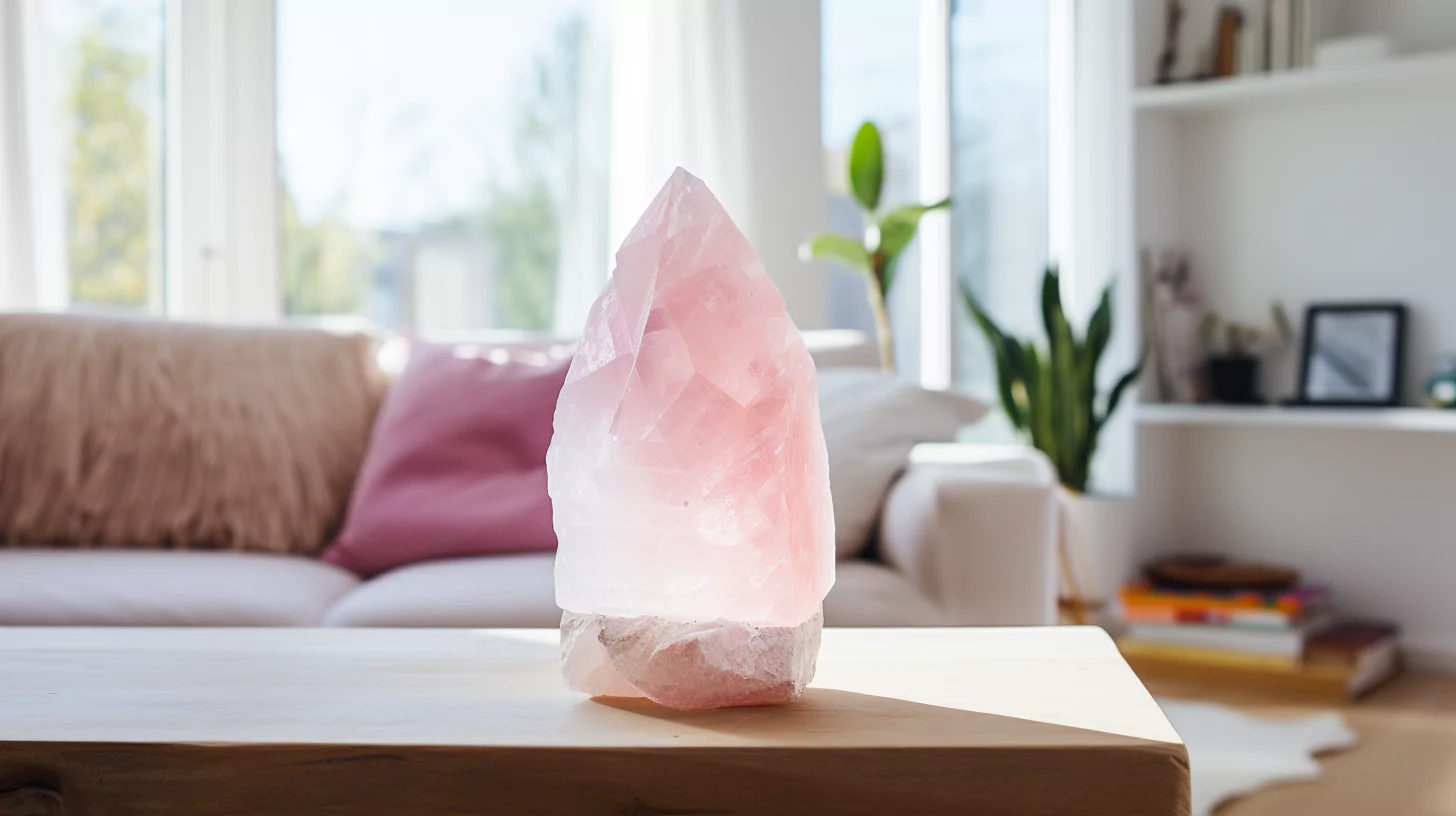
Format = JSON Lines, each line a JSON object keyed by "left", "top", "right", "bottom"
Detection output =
{"left": 326, "top": 553, "right": 941, "bottom": 628}
{"left": 824, "top": 561, "right": 943, "bottom": 627}
{"left": 0, "top": 550, "right": 359, "bottom": 626}
{"left": 818, "top": 369, "right": 988, "bottom": 559}
{"left": 324, "top": 554, "right": 562, "bottom": 628}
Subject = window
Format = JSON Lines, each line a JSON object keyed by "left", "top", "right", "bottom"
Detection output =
{"left": 48, "top": 0, "right": 166, "bottom": 314}
{"left": 950, "top": 0, "right": 1051, "bottom": 392}
{"left": 821, "top": 0, "right": 922, "bottom": 376}
{"left": 275, "top": 0, "right": 610, "bottom": 336}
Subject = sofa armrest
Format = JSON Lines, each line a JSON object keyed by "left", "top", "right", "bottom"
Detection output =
{"left": 878, "top": 443, "right": 1059, "bottom": 626}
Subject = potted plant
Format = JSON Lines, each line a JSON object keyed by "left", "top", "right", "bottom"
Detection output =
{"left": 800, "top": 121, "right": 949, "bottom": 372}
{"left": 1201, "top": 305, "right": 1292, "bottom": 404}
{"left": 961, "top": 267, "right": 1143, "bottom": 623}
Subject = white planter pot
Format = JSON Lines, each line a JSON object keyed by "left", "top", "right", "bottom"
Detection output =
{"left": 1059, "top": 491, "right": 1137, "bottom": 608}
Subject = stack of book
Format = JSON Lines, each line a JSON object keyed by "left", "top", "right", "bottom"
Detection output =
{"left": 1118, "top": 583, "right": 1400, "bottom": 700}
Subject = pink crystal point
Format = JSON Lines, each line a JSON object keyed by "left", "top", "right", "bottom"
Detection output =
{"left": 548, "top": 167, "right": 834, "bottom": 710}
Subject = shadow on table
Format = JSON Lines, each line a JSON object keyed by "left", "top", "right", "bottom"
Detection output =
{"left": 593, "top": 687, "right": 1177, "bottom": 749}
{"left": 592, "top": 688, "right": 1190, "bottom": 815}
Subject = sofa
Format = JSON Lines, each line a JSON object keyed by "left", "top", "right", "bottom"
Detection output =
{"left": 0, "top": 318, "right": 1059, "bottom": 629}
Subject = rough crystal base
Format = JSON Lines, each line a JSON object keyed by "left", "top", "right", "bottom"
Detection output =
{"left": 560, "top": 609, "right": 823, "bottom": 710}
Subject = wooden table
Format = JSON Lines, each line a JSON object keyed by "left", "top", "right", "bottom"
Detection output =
{"left": 0, "top": 627, "right": 1187, "bottom": 815}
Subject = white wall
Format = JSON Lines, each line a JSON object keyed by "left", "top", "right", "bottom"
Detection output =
{"left": 738, "top": 0, "right": 828, "bottom": 329}
{"left": 1132, "top": 0, "right": 1456, "bottom": 667}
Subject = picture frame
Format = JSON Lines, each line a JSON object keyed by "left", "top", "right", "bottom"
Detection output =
{"left": 1296, "top": 303, "right": 1407, "bottom": 407}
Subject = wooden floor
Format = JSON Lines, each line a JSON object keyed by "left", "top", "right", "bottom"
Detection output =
{"left": 1141, "top": 671, "right": 1456, "bottom": 815}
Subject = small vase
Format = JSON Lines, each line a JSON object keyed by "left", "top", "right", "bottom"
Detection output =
{"left": 1059, "top": 490, "right": 1136, "bottom": 624}
{"left": 1206, "top": 354, "right": 1262, "bottom": 404}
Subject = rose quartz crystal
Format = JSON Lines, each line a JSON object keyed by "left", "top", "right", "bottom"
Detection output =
{"left": 547, "top": 167, "right": 834, "bottom": 710}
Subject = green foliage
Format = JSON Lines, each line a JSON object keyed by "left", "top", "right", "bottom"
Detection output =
{"left": 798, "top": 121, "right": 950, "bottom": 371}
{"left": 798, "top": 233, "right": 871, "bottom": 276}
{"left": 475, "top": 16, "right": 587, "bottom": 330}
{"left": 65, "top": 26, "right": 155, "bottom": 307}
{"left": 281, "top": 16, "right": 586, "bottom": 329}
{"left": 961, "top": 267, "right": 1144, "bottom": 493}
{"left": 848, "top": 122, "right": 884, "bottom": 211}
{"left": 279, "top": 183, "right": 377, "bottom": 315}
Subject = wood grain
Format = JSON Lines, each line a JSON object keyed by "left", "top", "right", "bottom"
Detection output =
{"left": 0, "top": 627, "right": 1188, "bottom": 815}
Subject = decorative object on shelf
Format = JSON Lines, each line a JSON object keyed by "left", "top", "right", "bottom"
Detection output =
{"left": 1425, "top": 354, "right": 1456, "bottom": 408}
{"left": 1212, "top": 6, "right": 1244, "bottom": 79}
{"left": 1314, "top": 35, "right": 1391, "bottom": 70}
{"left": 1143, "top": 249, "right": 1208, "bottom": 403}
{"left": 1296, "top": 302, "right": 1407, "bottom": 407}
{"left": 961, "top": 267, "right": 1144, "bottom": 622}
{"left": 1164, "top": 0, "right": 1322, "bottom": 82}
{"left": 1155, "top": 0, "right": 1185, "bottom": 85}
{"left": 799, "top": 121, "right": 949, "bottom": 373}
{"left": 551, "top": 168, "right": 834, "bottom": 710}
{"left": 1237, "top": 2, "right": 1267, "bottom": 75}
{"left": 1201, "top": 303, "right": 1293, "bottom": 405}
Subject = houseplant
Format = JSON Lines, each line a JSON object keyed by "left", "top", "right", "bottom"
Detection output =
{"left": 1201, "top": 304, "right": 1292, "bottom": 404}
{"left": 800, "top": 121, "right": 949, "bottom": 372}
{"left": 961, "top": 267, "right": 1143, "bottom": 622}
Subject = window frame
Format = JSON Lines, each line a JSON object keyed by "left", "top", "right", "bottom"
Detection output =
{"left": 164, "top": 0, "right": 277, "bottom": 324}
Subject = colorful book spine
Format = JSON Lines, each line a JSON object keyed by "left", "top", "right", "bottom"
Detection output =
{"left": 1121, "top": 604, "right": 1297, "bottom": 629}
{"left": 1118, "top": 583, "right": 1327, "bottom": 617}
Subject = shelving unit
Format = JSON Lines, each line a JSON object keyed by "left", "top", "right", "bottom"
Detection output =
{"left": 1126, "top": 1, "right": 1456, "bottom": 669}
{"left": 1132, "top": 49, "right": 1456, "bottom": 114}
{"left": 1138, "top": 403, "right": 1456, "bottom": 433}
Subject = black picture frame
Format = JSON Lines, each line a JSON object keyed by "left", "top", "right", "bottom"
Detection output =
{"left": 1296, "top": 303, "right": 1407, "bottom": 407}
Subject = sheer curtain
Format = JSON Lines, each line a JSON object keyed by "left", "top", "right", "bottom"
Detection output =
{"left": 0, "top": 0, "right": 65, "bottom": 311}
{"left": 608, "top": 0, "right": 828, "bottom": 329}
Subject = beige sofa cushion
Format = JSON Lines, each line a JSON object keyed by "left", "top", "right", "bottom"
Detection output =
{"left": 323, "top": 553, "right": 940, "bottom": 628}
{"left": 0, "top": 315, "right": 386, "bottom": 554}
{"left": 0, "top": 550, "right": 360, "bottom": 626}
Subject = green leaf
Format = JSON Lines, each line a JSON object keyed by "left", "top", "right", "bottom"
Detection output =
{"left": 1040, "top": 268, "right": 1080, "bottom": 488}
{"left": 799, "top": 233, "right": 872, "bottom": 276}
{"left": 1072, "top": 284, "right": 1113, "bottom": 491}
{"left": 1082, "top": 286, "right": 1112, "bottom": 371}
{"left": 848, "top": 122, "right": 884, "bottom": 212}
{"left": 1025, "top": 341, "right": 1056, "bottom": 461}
{"left": 876, "top": 198, "right": 951, "bottom": 266}
{"left": 1101, "top": 351, "right": 1146, "bottom": 429}
{"left": 960, "top": 281, "right": 1028, "bottom": 433}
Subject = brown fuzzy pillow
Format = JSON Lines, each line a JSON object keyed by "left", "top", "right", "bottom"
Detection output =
{"left": 0, "top": 315, "right": 388, "bottom": 554}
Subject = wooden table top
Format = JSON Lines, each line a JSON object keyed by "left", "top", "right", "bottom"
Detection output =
{"left": 0, "top": 627, "right": 1188, "bottom": 815}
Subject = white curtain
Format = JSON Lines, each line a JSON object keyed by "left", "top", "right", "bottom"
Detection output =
{"left": 0, "top": 0, "right": 65, "bottom": 311}
{"left": 607, "top": 0, "right": 828, "bottom": 329}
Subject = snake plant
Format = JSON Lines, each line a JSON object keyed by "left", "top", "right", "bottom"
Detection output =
{"left": 960, "top": 267, "right": 1143, "bottom": 494}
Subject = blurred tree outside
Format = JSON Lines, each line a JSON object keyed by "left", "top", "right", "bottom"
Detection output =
{"left": 64, "top": 24, "right": 155, "bottom": 307}
{"left": 481, "top": 16, "right": 585, "bottom": 330}
{"left": 279, "top": 180, "right": 379, "bottom": 315}
{"left": 281, "top": 14, "right": 586, "bottom": 331}
{"left": 429, "top": 15, "right": 586, "bottom": 331}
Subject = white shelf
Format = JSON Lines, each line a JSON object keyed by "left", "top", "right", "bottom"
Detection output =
{"left": 1138, "top": 403, "right": 1456, "bottom": 433}
{"left": 1132, "top": 50, "right": 1456, "bottom": 115}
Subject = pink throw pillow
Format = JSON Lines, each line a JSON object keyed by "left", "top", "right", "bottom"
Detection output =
{"left": 323, "top": 342, "right": 569, "bottom": 577}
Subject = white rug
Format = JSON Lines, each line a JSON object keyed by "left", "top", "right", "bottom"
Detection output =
{"left": 1158, "top": 698, "right": 1358, "bottom": 815}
